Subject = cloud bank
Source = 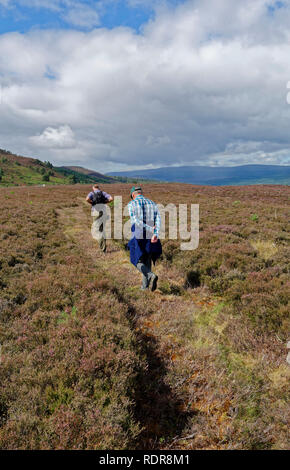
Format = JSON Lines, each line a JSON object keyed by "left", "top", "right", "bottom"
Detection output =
{"left": 0, "top": 0, "right": 290, "bottom": 171}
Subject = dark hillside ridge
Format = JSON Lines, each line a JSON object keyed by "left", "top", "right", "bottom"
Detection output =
{"left": 108, "top": 164, "right": 290, "bottom": 186}
{"left": 60, "top": 166, "right": 161, "bottom": 184}
{"left": 57, "top": 166, "right": 116, "bottom": 184}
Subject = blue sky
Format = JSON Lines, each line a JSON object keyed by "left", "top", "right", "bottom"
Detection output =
{"left": 0, "top": 0, "right": 290, "bottom": 171}
{"left": 0, "top": 0, "right": 283, "bottom": 35}
{"left": 0, "top": 1, "right": 186, "bottom": 34}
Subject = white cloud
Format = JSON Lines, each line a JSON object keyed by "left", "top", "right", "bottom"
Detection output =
{"left": 30, "top": 125, "right": 76, "bottom": 148}
{"left": 0, "top": 0, "right": 101, "bottom": 28}
{"left": 0, "top": 0, "right": 290, "bottom": 171}
{"left": 62, "top": 4, "right": 100, "bottom": 28}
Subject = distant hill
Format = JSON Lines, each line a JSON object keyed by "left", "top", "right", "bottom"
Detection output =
{"left": 108, "top": 164, "right": 290, "bottom": 186}
{"left": 59, "top": 166, "right": 162, "bottom": 184}
{"left": 58, "top": 166, "right": 116, "bottom": 184}
{"left": 0, "top": 149, "right": 116, "bottom": 187}
{"left": 3, "top": 149, "right": 288, "bottom": 187}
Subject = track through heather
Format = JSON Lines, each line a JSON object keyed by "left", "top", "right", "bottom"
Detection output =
{"left": 58, "top": 200, "right": 198, "bottom": 449}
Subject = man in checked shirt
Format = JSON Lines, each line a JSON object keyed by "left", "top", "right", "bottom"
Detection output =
{"left": 128, "top": 186, "right": 162, "bottom": 291}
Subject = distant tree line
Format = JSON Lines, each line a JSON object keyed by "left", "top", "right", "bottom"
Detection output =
{"left": 0, "top": 148, "right": 12, "bottom": 155}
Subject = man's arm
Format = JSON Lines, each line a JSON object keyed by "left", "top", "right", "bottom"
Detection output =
{"left": 128, "top": 201, "right": 137, "bottom": 227}
{"left": 153, "top": 205, "right": 161, "bottom": 237}
{"left": 150, "top": 204, "right": 161, "bottom": 243}
{"left": 86, "top": 194, "right": 93, "bottom": 205}
{"left": 102, "top": 191, "right": 113, "bottom": 203}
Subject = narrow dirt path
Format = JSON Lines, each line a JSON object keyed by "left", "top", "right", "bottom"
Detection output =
{"left": 58, "top": 201, "right": 203, "bottom": 449}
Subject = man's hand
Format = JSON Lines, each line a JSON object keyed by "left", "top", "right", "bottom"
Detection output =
{"left": 86, "top": 196, "right": 93, "bottom": 205}
{"left": 151, "top": 234, "right": 158, "bottom": 243}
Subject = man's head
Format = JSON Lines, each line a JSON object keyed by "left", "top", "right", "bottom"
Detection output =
{"left": 130, "top": 186, "right": 142, "bottom": 200}
{"left": 93, "top": 184, "right": 100, "bottom": 191}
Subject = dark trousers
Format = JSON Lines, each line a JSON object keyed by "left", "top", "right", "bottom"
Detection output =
{"left": 136, "top": 253, "right": 153, "bottom": 289}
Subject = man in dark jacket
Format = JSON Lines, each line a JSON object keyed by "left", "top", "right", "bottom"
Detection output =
{"left": 128, "top": 186, "right": 162, "bottom": 291}
{"left": 86, "top": 184, "right": 113, "bottom": 252}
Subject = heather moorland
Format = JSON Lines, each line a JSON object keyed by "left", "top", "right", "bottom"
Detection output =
{"left": 0, "top": 183, "right": 289, "bottom": 450}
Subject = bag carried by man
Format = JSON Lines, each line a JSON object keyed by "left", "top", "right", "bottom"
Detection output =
{"left": 91, "top": 191, "right": 108, "bottom": 206}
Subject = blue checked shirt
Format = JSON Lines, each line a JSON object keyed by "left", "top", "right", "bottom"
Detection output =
{"left": 128, "top": 195, "right": 161, "bottom": 238}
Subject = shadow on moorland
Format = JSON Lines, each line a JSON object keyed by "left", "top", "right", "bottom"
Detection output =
{"left": 112, "top": 287, "right": 195, "bottom": 450}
